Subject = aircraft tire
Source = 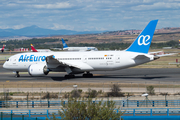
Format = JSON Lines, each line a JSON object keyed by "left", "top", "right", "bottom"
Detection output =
{"left": 15, "top": 71, "right": 20, "bottom": 77}
{"left": 15, "top": 74, "right": 20, "bottom": 77}
{"left": 64, "top": 74, "right": 75, "bottom": 79}
{"left": 83, "top": 73, "right": 93, "bottom": 78}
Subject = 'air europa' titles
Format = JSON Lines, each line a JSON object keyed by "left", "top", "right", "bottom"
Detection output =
{"left": 19, "top": 55, "right": 46, "bottom": 62}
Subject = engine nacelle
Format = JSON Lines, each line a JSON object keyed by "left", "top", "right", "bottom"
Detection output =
{"left": 28, "top": 64, "right": 49, "bottom": 76}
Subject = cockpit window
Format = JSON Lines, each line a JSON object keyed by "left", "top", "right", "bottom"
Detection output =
{"left": 6, "top": 59, "right": 9, "bottom": 61}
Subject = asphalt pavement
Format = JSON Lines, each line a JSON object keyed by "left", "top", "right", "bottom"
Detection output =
{"left": 0, "top": 65, "right": 180, "bottom": 84}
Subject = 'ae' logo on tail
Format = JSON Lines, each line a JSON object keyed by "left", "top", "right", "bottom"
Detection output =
{"left": 137, "top": 35, "right": 150, "bottom": 46}
{"left": 63, "top": 43, "right": 66, "bottom": 47}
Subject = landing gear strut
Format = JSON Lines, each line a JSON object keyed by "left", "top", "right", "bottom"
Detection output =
{"left": 83, "top": 72, "right": 93, "bottom": 78}
{"left": 15, "top": 71, "right": 20, "bottom": 77}
{"left": 64, "top": 74, "right": 75, "bottom": 79}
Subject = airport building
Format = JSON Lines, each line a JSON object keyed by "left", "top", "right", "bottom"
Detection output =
{"left": 14, "top": 48, "right": 29, "bottom": 52}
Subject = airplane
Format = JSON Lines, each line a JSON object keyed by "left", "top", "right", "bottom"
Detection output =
{"left": 61, "top": 38, "right": 98, "bottom": 51}
{"left": 31, "top": 44, "right": 52, "bottom": 52}
{"left": 50, "top": 47, "right": 62, "bottom": 51}
{"left": 3, "top": 20, "right": 170, "bottom": 78}
{"left": 0, "top": 45, "right": 6, "bottom": 53}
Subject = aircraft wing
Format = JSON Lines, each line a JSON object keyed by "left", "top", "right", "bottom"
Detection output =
{"left": 46, "top": 55, "right": 94, "bottom": 71}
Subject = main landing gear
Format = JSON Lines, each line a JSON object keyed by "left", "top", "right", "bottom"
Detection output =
{"left": 64, "top": 72, "right": 93, "bottom": 78}
{"left": 64, "top": 74, "right": 75, "bottom": 79}
{"left": 83, "top": 72, "right": 93, "bottom": 78}
{"left": 15, "top": 71, "right": 20, "bottom": 77}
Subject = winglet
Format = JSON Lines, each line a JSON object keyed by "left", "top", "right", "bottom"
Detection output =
{"left": 31, "top": 44, "right": 38, "bottom": 52}
{"left": 126, "top": 20, "right": 158, "bottom": 54}
{"left": 61, "top": 38, "right": 68, "bottom": 48}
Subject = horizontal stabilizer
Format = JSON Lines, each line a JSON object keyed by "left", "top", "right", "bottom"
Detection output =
{"left": 154, "top": 53, "right": 176, "bottom": 57}
{"left": 132, "top": 54, "right": 150, "bottom": 60}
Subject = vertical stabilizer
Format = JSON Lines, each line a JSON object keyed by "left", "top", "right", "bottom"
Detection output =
{"left": 126, "top": 20, "right": 158, "bottom": 54}
{"left": 1, "top": 44, "right": 5, "bottom": 52}
{"left": 61, "top": 38, "right": 68, "bottom": 48}
{"left": 31, "top": 44, "right": 38, "bottom": 52}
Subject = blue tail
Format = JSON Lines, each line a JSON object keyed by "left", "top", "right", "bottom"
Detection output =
{"left": 126, "top": 20, "right": 158, "bottom": 54}
{"left": 61, "top": 38, "right": 68, "bottom": 48}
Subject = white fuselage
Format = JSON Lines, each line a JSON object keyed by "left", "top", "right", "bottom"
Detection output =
{"left": 63, "top": 47, "right": 98, "bottom": 51}
{"left": 3, "top": 50, "right": 154, "bottom": 73}
{"left": 31, "top": 49, "right": 52, "bottom": 52}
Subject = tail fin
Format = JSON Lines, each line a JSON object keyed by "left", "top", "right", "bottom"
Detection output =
{"left": 126, "top": 20, "right": 158, "bottom": 54}
{"left": 1, "top": 44, "right": 5, "bottom": 52}
{"left": 1, "top": 44, "right": 5, "bottom": 50}
{"left": 61, "top": 38, "right": 68, "bottom": 48}
{"left": 31, "top": 44, "right": 38, "bottom": 52}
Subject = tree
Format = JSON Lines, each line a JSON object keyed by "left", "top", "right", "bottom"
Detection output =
{"left": 108, "top": 84, "right": 124, "bottom": 97}
{"left": 71, "top": 90, "right": 81, "bottom": 98}
{"left": 146, "top": 86, "right": 155, "bottom": 95}
{"left": 87, "top": 89, "right": 98, "bottom": 98}
{"left": 58, "top": 97, "right": 124, "bottom": 120}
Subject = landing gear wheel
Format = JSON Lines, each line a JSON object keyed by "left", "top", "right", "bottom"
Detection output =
{"left": 64, "top": 74, "right": 75, "bottom": 79}
{"left": 15, "top": 74, "right": 20, "bottom": 77}
{"left": 83, "top": 73, "right": 93, "bottom": 78}
{"left": 15, "top": 71, "right": 20, "bottom": 77}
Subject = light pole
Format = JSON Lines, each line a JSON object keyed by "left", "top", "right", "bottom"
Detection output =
{"left": 120, "top": 95, "right": 135, "bottom": 111}
{"left": 73, "top": 85, "right": 77, "bottom": 90}
{"left": 58, "top": 85, "right": 78, "bottom": 107}
{"left": 119, "top": 94, "right": 144, "bottom": 120}
{"left": 120, "top": 95, "right": 135, "bottom": 120}
{"left": 142, "top": 93, "right": 149, "bottom": 107}
{"left": 173, "top": 81, "right": 175, "bottom": 93}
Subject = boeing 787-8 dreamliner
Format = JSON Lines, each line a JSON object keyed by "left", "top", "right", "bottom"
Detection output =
{"left": 3, "top": 20, "right": 169, "bottom": 78}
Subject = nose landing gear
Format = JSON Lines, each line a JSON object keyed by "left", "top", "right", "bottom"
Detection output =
{"left": 15, "top": 71, "right": 20, "bottom": 77}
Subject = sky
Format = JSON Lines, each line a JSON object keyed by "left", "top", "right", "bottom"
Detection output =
{"left": 0, "top": 0, "right": 180, "bottom": 31}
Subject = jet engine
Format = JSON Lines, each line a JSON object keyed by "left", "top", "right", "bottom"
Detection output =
{"left": 28, "top": 64, "right": 49, "bottom": 76}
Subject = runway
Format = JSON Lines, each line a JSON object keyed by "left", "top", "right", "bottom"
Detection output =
{"left": 0, "top": 64, "right": 180, "bottom": 84}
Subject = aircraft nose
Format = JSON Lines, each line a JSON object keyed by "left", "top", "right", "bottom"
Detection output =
{"left": 3, "top": 62, "right": 8, "bottom": 69}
